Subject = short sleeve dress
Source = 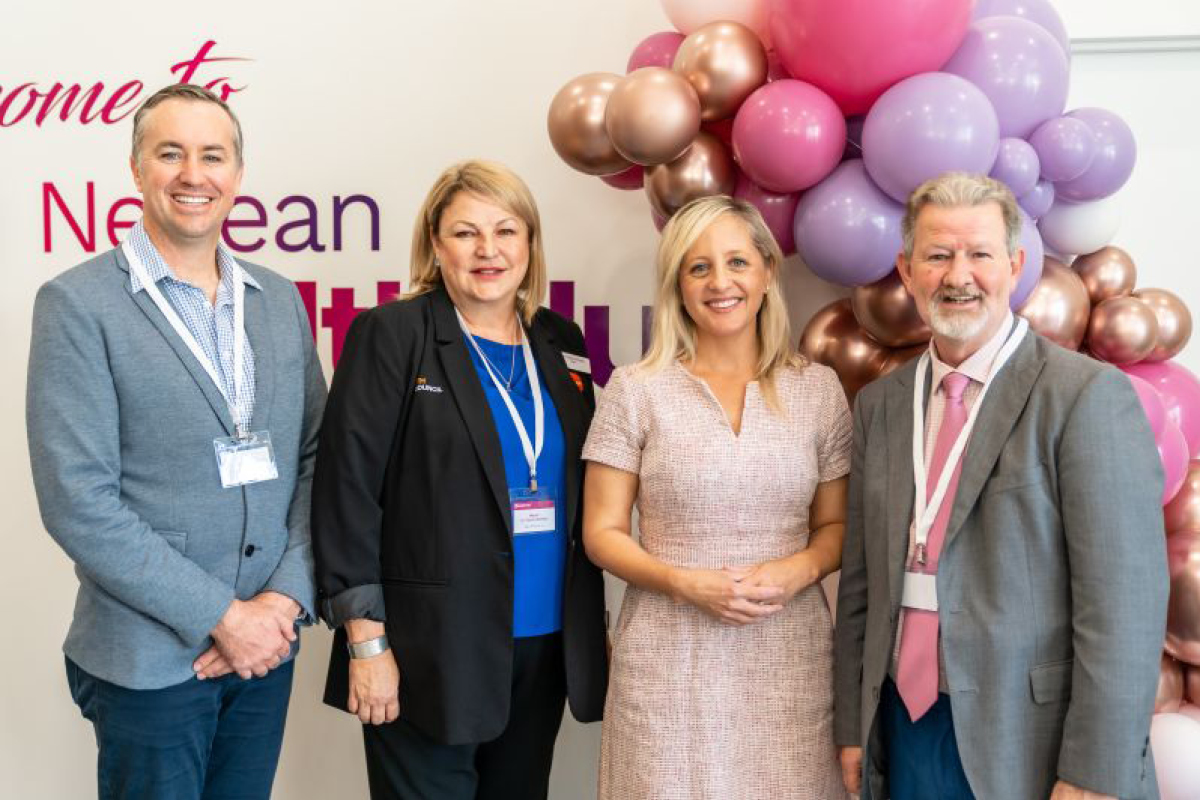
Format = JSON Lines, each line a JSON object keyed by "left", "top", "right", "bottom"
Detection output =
{"left": 582, "top": 361, "right": 852, "bottom": 800}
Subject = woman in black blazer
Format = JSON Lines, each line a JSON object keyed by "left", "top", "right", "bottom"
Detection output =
{"left": 311, "top": 160, "right": 607, "bottom": 800}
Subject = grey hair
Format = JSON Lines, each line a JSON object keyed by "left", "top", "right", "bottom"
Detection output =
{"left": 131, "top": 83, "right": 244, "bottom": 165}
{"left": 901, "top": 172, "right": 1021, "bottom": 257}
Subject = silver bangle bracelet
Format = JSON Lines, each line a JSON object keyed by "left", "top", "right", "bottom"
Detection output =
{"left": 346, "top": 634, "right": 389, "bottom": 659}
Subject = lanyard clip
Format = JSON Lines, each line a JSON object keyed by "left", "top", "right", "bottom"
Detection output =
{"left": 529, "top": 475, "right": 538, "bottom": 493}
{"left": 914, "top": 543, "right": 927, "bottom": 568}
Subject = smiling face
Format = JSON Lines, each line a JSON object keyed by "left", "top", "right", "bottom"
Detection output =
{"left": 678, "top": 213, "right": 771, "bottom": 344}
{"left": 897, "top": 202, "right": 1024, "bottom": 365}
{"left": 130, "top": 98, "right": 242, "bottom": 253}
{"left": 432, "top": 191, "right": 530, "bottom": 316}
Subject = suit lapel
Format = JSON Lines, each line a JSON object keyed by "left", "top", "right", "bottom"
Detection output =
{"left": 244, "top": 278, "right": 275, "bottom": 432}
{"left": 527, "top": 317, "right": 585, "bottom": 533}
{"left": 431, "top": 289, "right": 513, "bottom": 536}
{"left": 885, "top": 364, "right": 919, "bottom": 612}
{"left": 942, "top": 333, "right": 1046, "bottom": 551}
{"left": 118, "top": 248, "right": 235, "bottom": 436}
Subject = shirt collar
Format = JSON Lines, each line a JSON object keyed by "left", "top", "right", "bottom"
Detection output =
{"left": 126, "top": 220, "right": 261, "bottom": 294}
{"left": 929, "top": 310, "right": 1015, "bottom": 391}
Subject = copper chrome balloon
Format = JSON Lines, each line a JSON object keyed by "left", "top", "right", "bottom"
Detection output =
{"left": 799, "top": 298, "right": 889, "bottom": 402}
{"left": 1085, "top": 295, "right": 1158, "bottom": 365}
{"left": 1016, "top": 257, "right": 1091, "bottom": 351}
{"left": 1073, "top": 246, "right": 1137, "bottom": 305}
{"left": 604, "top": 67, "right": 702, "bottom": 166}
{"left": 1166, "top": 461, "right": 1200, "bottom": 535}
{"left": 1188, "top": 663, "right": 1200, "bottom": 705}
{"left": 546, "top": 72, "right": 632, "bottom": 176}
{"left": 1158, "top": 652, "right": 1185, "bottom": 713}
{"left": 672, "top": 21, "right": 768, "bottom": 122}
{"left": 1135, "top": 288, "right": 1193, "bottom": 363}
{"left": 850, "top": 269, "right": 931, "bottom": 348}
{"left": 876, "top": 343, "right": 927, "bottom": 380}
{"left": 1166, "top": 529, "right": 1200, "bottom": 666}
{"left": 644, "top": 132, "right": 737, "bottom": 219}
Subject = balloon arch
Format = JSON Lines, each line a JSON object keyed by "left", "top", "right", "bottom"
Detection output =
{"left": 547, "top": 1, "right": 1200, "bottom": 795}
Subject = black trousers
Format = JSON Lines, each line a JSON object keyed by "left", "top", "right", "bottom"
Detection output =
{"left": 363, "top": 633, "right": 567, "bottom": 800}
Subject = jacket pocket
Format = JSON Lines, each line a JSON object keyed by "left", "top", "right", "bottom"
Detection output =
{"left": 1029, "top": 658, "right": 1073, "bottom": 704}
{"left": 983, "top": 461, "right": 1049, "bottom": 496}
{"left": 155, "top": 529, "right": 188, "bottom": 555}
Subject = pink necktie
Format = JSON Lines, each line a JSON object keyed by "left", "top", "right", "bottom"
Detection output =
{"left": 896, "top": 371, "right": 972, "bottom": 721}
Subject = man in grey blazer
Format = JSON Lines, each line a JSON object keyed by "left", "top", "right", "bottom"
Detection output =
{"left": 834, "top": 172, "right": 1167, "bottom": 800}
{"left": 26, "top": 84, "right": 326, "bottom": 800}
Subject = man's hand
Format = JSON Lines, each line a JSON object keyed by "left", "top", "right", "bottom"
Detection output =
{"left": 840, "top": 746, "right": 863, "bottom": 795}
{"left": 195, "top": 593, "right": 300, "bottom": 680}
{"left": 205, "top": 597, "right": 296, "bottom": 679}
{"left": 1049, "top": 780, "right": 1115, "bottom": 800}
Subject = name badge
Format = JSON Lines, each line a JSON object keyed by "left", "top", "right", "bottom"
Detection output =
{"left": 510, "top": 487, "right": 556, "bottom": 535}
{"left": 901, "top": 571, "right": 938, "bottom": 612}
{"left": 214, "top": 431, "right": 279, "bottom": 488}
{"left": 562, "top": 352, "right": 590, "bottom": 374}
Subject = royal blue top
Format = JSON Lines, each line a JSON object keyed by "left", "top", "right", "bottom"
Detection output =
{"left": 465, "top": 334, "right": 568, "bottom": 637}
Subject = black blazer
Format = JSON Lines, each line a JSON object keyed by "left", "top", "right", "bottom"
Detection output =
{"left": 311, "top": 286, "right": 607, "bottom": 745}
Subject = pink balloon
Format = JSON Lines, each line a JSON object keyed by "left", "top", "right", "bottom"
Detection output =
{"left": 1129, "top": 374, "right": 1170, "bottom": 439}
{"left": 1125, "top": 361, "right": 1200, "bottom": 460}
{"left": 768, "top": 0, "right": 973, "bottom": 115}
{"left": 766, "top": 50, "right": 791, "bottom": 81}
{"left": 599, "top": 164, "right": 645, "bottom": 191}
{"left": 1162, "top": 422, "right": 1191, "bottom": 505}
{"left": 652, "top": 208, "right": 669, "bottom": 232}
{"left": 733, "top": 174, "right": 800, "bottom": 255}
{"left": 731, "top": 79, "right": 845, "bottom": 193}
{"left": 627, "top": 32, "right": 686, "bottom": 72}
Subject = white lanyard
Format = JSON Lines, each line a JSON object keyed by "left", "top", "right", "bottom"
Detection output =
{"left": 457, "top": 310, "right": 544, "bottom": 492}
{"left": 910, "top": 317, "right": 1029, "bottom": 564}
{"left": 122, "top": 240, "right": 250, "bottom": 437}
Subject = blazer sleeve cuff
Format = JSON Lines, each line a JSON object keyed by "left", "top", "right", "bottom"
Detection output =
{"left": 321, "top": 584, "right": 386, "bottom": 628}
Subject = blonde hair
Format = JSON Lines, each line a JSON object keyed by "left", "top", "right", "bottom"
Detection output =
{"left": 639, "top": 195, "right": 803, "bottom": 410}
{"left": 902, "top": 172, "right": 1022, "bottom": 257}
{"left": 408, "top": 160, "right": 548, "bottom": 323}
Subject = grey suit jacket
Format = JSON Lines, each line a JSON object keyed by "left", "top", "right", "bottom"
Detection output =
{"left": 834, "top": 331, "right": 1167, "bottom": 800}
{"left": 27, "top": 245, "right": 326, "bottom": 690}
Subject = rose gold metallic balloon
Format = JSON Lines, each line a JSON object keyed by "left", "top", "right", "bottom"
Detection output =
{"left": 1086, "top": 295, "right": 1159, "bottom": 365}
{"left": 1188, "top": 665, "right": 1200, "bottom": 705}
{"left": 1016, "top": 257, "right": 1091, "bottom": 351}
{"left": 1166, "top": 461, "right": 1200, "bottom": 535}
{"left": 672, "top": 21, "right": 768, "bottom": 122}
{"left": 1166, "top": 530, "right": 1200, "bottom": 665}
{"left": 850, "top": 270, "right": 930, "bottom": 348}
{"left": 1159, "top": 653, "right": 1186, "bottom": 713}
{"left": 644, "top": 132, "right": 737, "bottom": 219}
{"left": 800, "top": 298, "right": 889, "bottom": 402}
{"left": 605, "top": 67, "right": 702, "bottom": 166}
{"left": 876, "top": 343, "right": 927, "bottom": 380}
{"left": 547, "top": 73, "right": 632, "bottom": 176}
{"left": 1073, "top": 246, "right": 1137, "bottom": 305}
{"left": 1135, "top": 288, "right": 1194, "bottom": 363}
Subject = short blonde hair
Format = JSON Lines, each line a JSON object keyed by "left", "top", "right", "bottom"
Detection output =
{"left": 408, "top": 160, "right": 548, "bottom": 324}
{"left": 640, "top": 195, "right": 803, "bottom": 410}
{"left": 902, "top": 172, "right": 1022, "bottom": 257}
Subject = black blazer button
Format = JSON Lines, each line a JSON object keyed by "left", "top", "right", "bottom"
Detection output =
{"left": 244, "top": 544, "right": 256, "bottom": 557}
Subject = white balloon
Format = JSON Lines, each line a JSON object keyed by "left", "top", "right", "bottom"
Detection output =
{"left": 1152, "top": 713, "right": 1200, "bottom": 800}
{"left": 1037, "top": 195, "right": 1122, "bottom": 256}
{"left": 659, "top": 0, "right": 770, "bottom": 45}
{"left": 1180, "top": 704, "right": 1200, "bottom": 726}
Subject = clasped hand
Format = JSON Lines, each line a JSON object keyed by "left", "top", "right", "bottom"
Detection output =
{"left": 193, "top": 592, "right": 299, "bottom": 680}
{"left": 673, "top": 553, "right": 818, "bottom": 626}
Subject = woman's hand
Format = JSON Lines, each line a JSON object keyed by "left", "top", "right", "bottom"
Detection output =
{"left": 669, "top": 567, "right": 785, "bottom": 625}
{"left": 737, "top": 552, "right": 820, "bottom": 605}
{"left": 348, "top": 648, "right": 401, "bottom": 725}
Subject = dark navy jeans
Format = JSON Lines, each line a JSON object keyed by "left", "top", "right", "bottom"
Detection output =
{"left": 881, "top": 677, "right": 976, "bottom": 800}
{"left": 66, "top": 656, "right": 293, "bottom": 800}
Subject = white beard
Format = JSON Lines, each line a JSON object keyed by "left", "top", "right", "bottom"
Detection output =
{"left": 930, "top": 300, "right": 990, "bottom": 343}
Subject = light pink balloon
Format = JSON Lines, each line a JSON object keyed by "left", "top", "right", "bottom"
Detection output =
{"left": 1128, "top": 374, "right": 1170, "bottom": 439}
{"left": 731, "top": 79, "right": 845, "bottom": 193}
{"left": 1125, "top": 361, "right": 1200, "bottom": 460}
{"left": 733, "top": 174, "right": 800, "bottom": 255}
{"left": 1162, "top": 422, "right": 1191, "bottom": 505}
{"left": 661, "top": 0, "right": 771, "bottom": 45}
{"left": 1152, "top": 713, "right": 1200, "bottom": 800}
{"left": 627, "top": 31, "right": 686, "bottom": 72}
{"left": 600, "top": 164, "right": 645, "bottom": 191}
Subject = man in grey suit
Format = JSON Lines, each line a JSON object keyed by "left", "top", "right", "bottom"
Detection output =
{"left": 833, "top": 172, "right": 1166, "bottom": 800}
{"left": 27, "top": 83, "right": 326, "bottom": 800}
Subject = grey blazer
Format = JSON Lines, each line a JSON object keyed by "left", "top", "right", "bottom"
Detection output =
{"left": 834, "top": 331, "right": 1167, "bottom": 800}
{"left": 27, "top": 246, "right": 326, "bottom": 690}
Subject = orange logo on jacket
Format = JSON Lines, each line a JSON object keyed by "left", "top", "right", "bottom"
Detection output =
{"left": 569, "top": 372, "right": 585, "bottom": 392}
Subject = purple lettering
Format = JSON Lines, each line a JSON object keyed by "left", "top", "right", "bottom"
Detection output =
{"left": 223, "top": 196, "right": 268, "bottom": 252}
{"left": 275, "top": 195, "right": 326, "bottom": 253}
{"left": 333, "top": 195, "right": 380, "bottom": 251}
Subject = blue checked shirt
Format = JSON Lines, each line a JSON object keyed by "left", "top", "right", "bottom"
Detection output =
{"left": 126, "top": 221, "right": 259, "bottom": 432}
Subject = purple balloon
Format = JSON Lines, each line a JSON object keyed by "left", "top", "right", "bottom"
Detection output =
{"left": 842, "top": 114, "right": 865, "bottom": 161}
{"left": 734, "top": 174, "right": 800, "bottom": 256}
{"left": 1029, "top": 116, "right": 1096, "bottom": 182}
{"left": 793, "top": 159, "right": 903, "bottom": 287}
{"left": 943, "top": 16, "right": 1070, "bottom": 139}
{"left": 990, "top": 138, "right": 1040, "bottom": 196}
{"left": 973, "top": 0, "right": 1070, "bottom": 57}
{"left": 626, "top": 32, "right": 686, "bottom": 73}
{"left": 1055, "top": 107, "right": 1137, "bottom": 202}
{"left": 862, "top": 72, "right": 1000, "bottom": 203}
{"left": 1011, "top": 207, "right": 1043, "bottom": 309}
{"left": 1019, "top": 178, "right": 1055, "bottom": 219}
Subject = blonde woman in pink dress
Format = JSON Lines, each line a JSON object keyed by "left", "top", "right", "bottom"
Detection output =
{"left": 582, "top": 195, "right": 851, "bottom": 800}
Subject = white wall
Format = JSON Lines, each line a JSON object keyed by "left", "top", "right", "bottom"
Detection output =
{"left": 1, "top": 2, "right": 1196, "bottom": 798}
